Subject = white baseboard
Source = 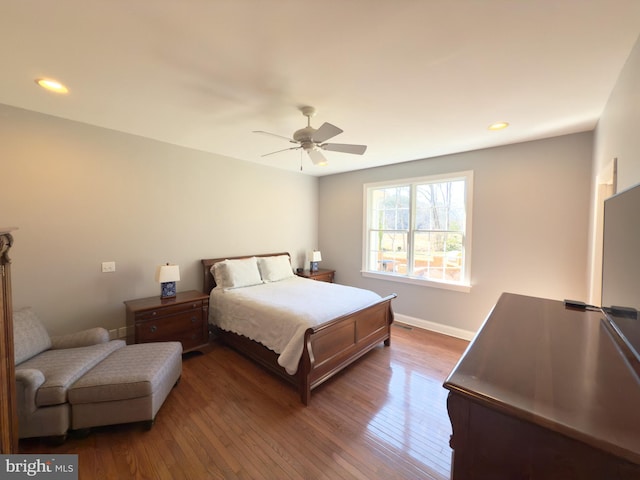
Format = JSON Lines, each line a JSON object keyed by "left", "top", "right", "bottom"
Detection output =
{"left": 394, "top": 313, "right": 476, "bottom": 341}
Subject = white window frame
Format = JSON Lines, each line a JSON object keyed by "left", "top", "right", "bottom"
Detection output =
{"left": 362, "top": 170, "right": 473, "bottom": 292}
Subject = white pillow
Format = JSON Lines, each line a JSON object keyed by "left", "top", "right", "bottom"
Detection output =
{"left": 257, "top": 255, "right": 294, "bottom": 282}
{"left": 214, "top": 257, "right": 263, "bottom": 289}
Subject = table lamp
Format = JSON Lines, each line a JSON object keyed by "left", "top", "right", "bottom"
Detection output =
{"left": 310, "top": 251, "right": 322, "bottom": 272}
{"left": 156, "top": 263, "right": 180, "bottom": 299}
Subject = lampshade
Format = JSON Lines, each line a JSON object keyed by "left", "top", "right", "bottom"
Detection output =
{"left": 155, "top": 264, "right": 180, "bottom": 283}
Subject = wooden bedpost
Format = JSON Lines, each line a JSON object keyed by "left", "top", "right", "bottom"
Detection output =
{"left": 299, "top": 330, "right": 314, "bottom": 405}
{"left": 384, "top": 307, "right": 394, "bottom": 346}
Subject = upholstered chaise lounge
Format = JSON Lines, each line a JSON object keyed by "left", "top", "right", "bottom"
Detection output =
{"left": 13, "top": 307, "right": 182, "bottom": 442}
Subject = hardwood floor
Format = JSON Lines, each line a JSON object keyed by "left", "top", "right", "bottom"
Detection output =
{"left": 20, "top": 324, "right": 468, "bottom": 479}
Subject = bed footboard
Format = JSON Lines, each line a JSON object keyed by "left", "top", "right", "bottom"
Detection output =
{"left": 299, "top": 293, "right": 397, "bottom": 405}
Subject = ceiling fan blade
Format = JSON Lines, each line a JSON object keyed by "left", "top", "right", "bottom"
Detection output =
{"left": 253, "top": 130, "right": 297, "bottom": 143}
{"left": 312, "top": 122, "right": 343, "bottom": 143}
{"left": 261, "top": 146, "right": 301, "bottom": 157}
{"left": 321, "top": 143, "right": 367, "bottom": 155}
{"left": 307, "top": 149, "right": 328, "bottom": 166}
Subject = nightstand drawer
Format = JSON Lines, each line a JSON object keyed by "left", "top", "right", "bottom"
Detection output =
{"left": 136, "top": 311, "right": 205, "bottom": 345}
{"left": 136, "top": 300, "right": 202, "bottom": 321}
{"left": 311, "top": 271, "right": 334, "bottom": 283}
{"left": 296, "top": 269, "right": 335, "bottom": 283}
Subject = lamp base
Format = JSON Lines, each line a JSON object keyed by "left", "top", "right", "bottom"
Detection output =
{"left": 160, "top": 281, "right": 177, "bottom": 299}
{"left": 310, "top": 261, "right": 319, "bottom": 272}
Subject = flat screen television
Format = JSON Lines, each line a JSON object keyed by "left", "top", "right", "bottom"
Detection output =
{"left": 601, "top": 182, "right": 640, "bottom": 367}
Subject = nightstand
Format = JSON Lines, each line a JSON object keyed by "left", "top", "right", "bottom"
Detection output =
{"left": 124, "top": 290, "right": 209, "bottom": 353}
{"left": 296, "top": 269, "right": 335, "bottom": 283}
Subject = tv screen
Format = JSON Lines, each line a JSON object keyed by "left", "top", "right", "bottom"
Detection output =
{"left": 601, "top": 182, "right": 640, "bottom": 312}
{"left": 601, "top": 182, "right": 640, "bottom": 368}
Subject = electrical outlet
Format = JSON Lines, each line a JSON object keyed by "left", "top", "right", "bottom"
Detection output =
{"left": 101, "top": 261, "right": 116, "bottom": 273}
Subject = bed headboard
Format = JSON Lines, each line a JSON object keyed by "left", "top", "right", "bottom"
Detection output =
{"left": 201, "top": 252, "right": 290, "bottom": 294}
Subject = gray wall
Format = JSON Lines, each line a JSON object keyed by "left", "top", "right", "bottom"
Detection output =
{"left": 593, "top": 34, "right": 640, "bottom": 192}
{"left": 1, "top": 104, "right": 318, "bottom": 335}
{"left": 588, "top": 34, "right": 640, "bottom": 304}
{"left": 319, "top": 133, "right": 593, "bottom": 336}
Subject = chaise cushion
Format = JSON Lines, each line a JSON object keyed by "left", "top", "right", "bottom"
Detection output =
{"left": 13, "top": 307, "right": 52, "bottom": 365}
{"left": 68, "top": 342, "right": 182, "bottom": 404}
{"left": 16, "top": 339, "right": 126, "bottom": 407}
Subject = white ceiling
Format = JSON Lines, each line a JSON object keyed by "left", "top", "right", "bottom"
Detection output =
{"left": 2, "top": 1, "right": 640, "bottom": 176}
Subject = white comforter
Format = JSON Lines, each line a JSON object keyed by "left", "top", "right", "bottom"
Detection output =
{"left": 209, "top": 276, "right": 382, "bottom": 374}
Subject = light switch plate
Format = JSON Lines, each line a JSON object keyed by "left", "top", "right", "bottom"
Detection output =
{"left": 101, "top": 261, "right": 116, "bottom": 273}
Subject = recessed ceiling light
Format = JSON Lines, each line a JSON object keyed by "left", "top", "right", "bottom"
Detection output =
{"left": 488, "top": 122, "right": 509, "bottom": 130}
{"left": 35, "top": 78, "right": 69, "bottom": 94}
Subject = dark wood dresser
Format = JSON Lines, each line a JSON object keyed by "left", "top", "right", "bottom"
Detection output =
{"left": 444, "top": 292, "right": 640, "bottom": 480}
{"left": 124, "top": 290, "right": 209, "bottom": 353}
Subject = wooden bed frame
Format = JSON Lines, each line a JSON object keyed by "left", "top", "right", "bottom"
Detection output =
{"left": 201, "top": 253, "right": 396, "bottom": 405}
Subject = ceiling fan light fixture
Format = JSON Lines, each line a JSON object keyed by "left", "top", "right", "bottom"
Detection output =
{"left": 308, "top": 148, "right": 328, "bottom": 166}
{"left": 488, "top": 121, "right": 509, "bottom": 130}
{"left": 35, "top": 78, "right": 69, "bottom": 94}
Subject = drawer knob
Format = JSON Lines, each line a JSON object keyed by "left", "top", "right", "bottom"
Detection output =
{"left": 191, "top": 317, "right": 197, "bottom": 323}
{"left": 151, "top": 311, "right": 157, "bottom": 316}
{"left": 150, "top": 325, "right": 157, "bottom": 333}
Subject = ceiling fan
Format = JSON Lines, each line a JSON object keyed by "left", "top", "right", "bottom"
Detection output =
{"left": 253, "top": 106, "right": 367, "bottom": 166}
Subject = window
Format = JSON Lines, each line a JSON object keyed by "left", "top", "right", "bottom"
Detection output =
{"left": 363, "top": 171, "right": 473, "bottom": 291}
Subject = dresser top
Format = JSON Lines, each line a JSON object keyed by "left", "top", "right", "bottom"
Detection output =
{"left": 444, "top": 292, "right": 640, "bottom": 464}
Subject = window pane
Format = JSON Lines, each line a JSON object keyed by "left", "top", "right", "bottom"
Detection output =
{"left": 371, "top": 186, "right": 410, "bottom": 230}
{"left": 415, "top": 181, "right": 465, "bottom": 231}
{"left": 413, "top": 232, "right": 463, "bottom": 282}
{"left": 368, "top": 231, "right": 407, "bottom": 273}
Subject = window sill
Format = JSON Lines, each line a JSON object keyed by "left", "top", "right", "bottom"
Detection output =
{"left": 361, "top": 271, "right": 471, "bottom": 293}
